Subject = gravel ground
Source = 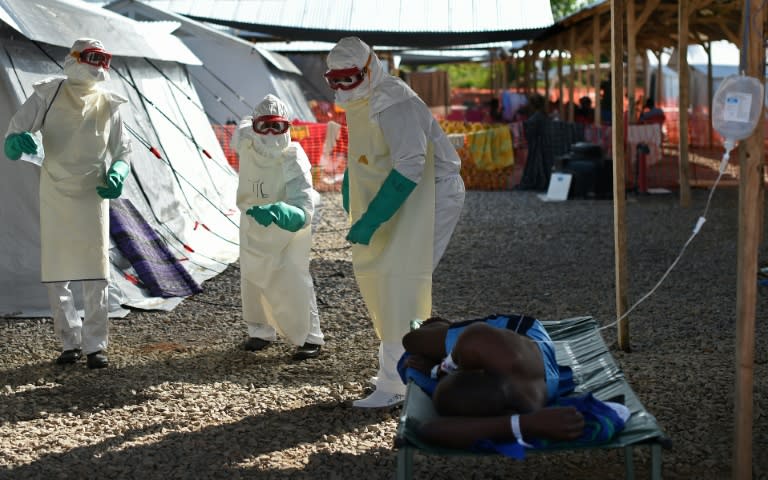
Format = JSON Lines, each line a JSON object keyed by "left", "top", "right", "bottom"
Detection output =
{"left": 2, "top": 187, "right": 768, "bottom": 480}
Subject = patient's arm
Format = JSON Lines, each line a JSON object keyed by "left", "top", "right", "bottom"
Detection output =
{"left": 416, "top": 407, "right": 585, "bottom": 450}
{"left": 402, "top": 324, "right": 449, "bottom": 362}
{"left": 402, "top": 353, "right": 438, "bottom": 376}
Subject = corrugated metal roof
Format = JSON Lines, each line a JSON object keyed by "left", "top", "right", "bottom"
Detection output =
{"left": 253, "top": 39, "right": 526, "bottom": 54}
{"left": 0, "top": 0, "right": 201, "bottom": 64}
{"left": 134, "top": 0, "right": 553, "bottom": 46}
{"left": 141, "top": 0, "right": 553, "bottom": 31}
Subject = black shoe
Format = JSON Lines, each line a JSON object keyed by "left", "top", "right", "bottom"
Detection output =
{"left": 56, "top": 349, "right": 82, "bottom": 365}
{"left": 244, "top": 337, "right": 271, "bottom": 352}
{"left": 86, "top": 351, "right": 109, "bottom": 369}
{"left": 292, "top": 342, "right": 321, "bottom": 361}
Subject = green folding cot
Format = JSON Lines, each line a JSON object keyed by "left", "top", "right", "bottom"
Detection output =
{"left": 394, "top": 316, "right": 671, "bottom": 480}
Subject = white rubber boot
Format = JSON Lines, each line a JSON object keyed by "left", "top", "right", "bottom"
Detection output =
{"left": 353, "top": 342, "right": 406, "bottom": 408}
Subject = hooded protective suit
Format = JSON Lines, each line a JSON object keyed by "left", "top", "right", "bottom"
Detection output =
{"left": 233, "top": 94, "right": 324, "bottom": 348}
{"left": 3, "top": 39, "right": 131, "bottom": 364}
{"left": 326, "top": 37, "right": 465, "bottom": 407}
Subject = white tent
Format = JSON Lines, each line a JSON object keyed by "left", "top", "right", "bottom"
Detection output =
{"left": 0, "top": 0, "right": 239, "bottom": 317}
{"left": 106, "top": 0, "right": 316, "bottom": 124}
{"left": 650, "top": 41, "right": 750, "bottom": 108}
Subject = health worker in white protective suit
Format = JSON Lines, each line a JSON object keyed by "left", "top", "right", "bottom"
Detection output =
{"left": 233, "top": 94, "right": 324, "bottom": 361}
{"left": 325, "top": 37, "right": 465, "bottom": 408}
{"left": 3, "top": 39, "right": 132, "bottom": 369}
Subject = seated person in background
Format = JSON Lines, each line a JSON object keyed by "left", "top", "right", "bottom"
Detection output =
{"left": 638, "top": 98, "right": 666, "bottom": 124}
{"left": 574, "top": 96, "right": 595, "bottom": 124}
{"left": 487, "top": 97, "right": 504, "bottom": 123}
{"left": 400, "top": 315, "right": 628, "bottom": 451}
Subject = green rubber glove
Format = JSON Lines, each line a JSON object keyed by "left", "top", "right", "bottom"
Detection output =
{"left": 346, "top": 169, "right": 417, "bottom": 245}
{"left": 4, "top": 132, "right": 38, "bottom": 160}
{"left": 246, "top": 205, "right": 273, "bottom": 227}
{"left": 268, "top": 201, "right": 306, "bottom": 232}
{"left": 96, "top": 160, "right": 130, "bottom": 199}
{"left": 341, "top": 168, "right": 350, "bottom": 213}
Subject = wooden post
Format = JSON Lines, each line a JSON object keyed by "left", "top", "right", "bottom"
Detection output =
{"left": 522, "top": 50, "right": 529, "bottom": 94}
{"left": 678, "top": 0, "right": 692, "bottom": 208}
{"left": 626, "top": 0, "right": 636, "bottom": 122}
{"left": 568, "top": 29, "right": 576, "bottom": 122}
{"left": 705, "top": 41, "right": 714, "bottom": 149}
{"left": 734, "top": 3, "right": 765, "bottom": 477}
{"left": 642, "top": 51, "right": 650, "bottom": 110}
{"left": 557, "top": 40, "right": 565, "bottom": 119}
{"left": 593, "top": 13, "right": 602, "bottom": 126}
{"left": 544, "top": 51, "right": 551, "bottom": 103}
{"left": 611, "top": 0, "right": 629, "bottom": 351}
{"left": 655, "top": 50, "right": 664, "bottom": 105}
{"left": 489, "top": 49, "right": 496, "bottom": 95}
{"left": 502, "top": 53, "right": 509, "bottom": 93}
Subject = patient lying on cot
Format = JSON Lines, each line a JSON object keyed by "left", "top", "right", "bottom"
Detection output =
{"left": 398, "top": 314, "right": 629, "bottom": 455}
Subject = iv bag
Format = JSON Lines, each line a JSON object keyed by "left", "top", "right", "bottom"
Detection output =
{"left": 712, "top": 74, "right": 764, "bottom": 142}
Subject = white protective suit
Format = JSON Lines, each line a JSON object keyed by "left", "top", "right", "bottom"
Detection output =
{"left": 233, "top": 95, "right": 324, "bottom": 347}
{"left": 4, "top": 39, "right": 131, "bottom": 355}
{"left": 327, "top": 37, "right": 465, "bottom": 407}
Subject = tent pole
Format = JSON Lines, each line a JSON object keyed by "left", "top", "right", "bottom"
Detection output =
{"left": 626, "top": 0, "right": 636, "bottom": 122}
{"left": 734, "top": 2, "right": 765, "bottom": 478}
{"left": 557, "top": 38, "right": 564, "bottom": 119}
{"left": 568, "top": 28, "right": 576, "bottom": 122}
{"left": 544, "top": 51, "right": 551, "bottom": 103}
{"left": 677, "top": 0, "right": 692, "bottom": 208}
{"left": 593, "top": 13, "right": 601, "bottom": 126}
{"left": 705, "top": 42, "right": 713, "bottom": 149}
{"left": 655, "top": 50, "right": 664, "bottom": 106}
{"left": 611, "top": 0, "right": 629, "bottom": 351}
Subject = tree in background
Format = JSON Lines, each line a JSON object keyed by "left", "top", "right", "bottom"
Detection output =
{"left": 440, "top": 63, "right": 490, "bottom": 89}
{"left": 550, "top": 0, "right": 590, "bottom": 20}
{"left": 402, "top": 63, "right": 490, "bottom": 90}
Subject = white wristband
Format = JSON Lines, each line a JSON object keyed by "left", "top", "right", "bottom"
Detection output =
{"left": 430, "top": 364, "right": 440, "bottom": 379}
{"left": 510, "top": 414, "right": 533, "bottom": 448}
{"left": 440, "top": 353, "right": 458, "bottom": 374}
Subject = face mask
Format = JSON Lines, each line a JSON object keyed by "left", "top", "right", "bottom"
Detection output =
{"left": 253, "top": 132, "right": 290, "bottom": 151}
{"left": 334, "top": 84, "right": 371, "bottom": 107}
{"left": 64, "top": 62, "right": 108, "bottom": 85}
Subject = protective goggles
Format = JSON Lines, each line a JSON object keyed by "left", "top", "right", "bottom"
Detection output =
{"left": 324, "top": 53, "right": 372, "bottom": 91}
{"left": 74, "top": 48, "right": 112, "bottom": 70}
{"left": 252, "top": 115, "right": 291, "bottom": 135}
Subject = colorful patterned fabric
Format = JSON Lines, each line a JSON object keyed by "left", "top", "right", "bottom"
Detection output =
{"left": 110, "top": 198, "right": 202, "bottom": 298}
{"left": 466, "top": 125, "right": 514, "bottom": 171}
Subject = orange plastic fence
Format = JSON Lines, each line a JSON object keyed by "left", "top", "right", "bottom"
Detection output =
{"left": 211, "top": 122, "right": 349, "bottom": 192}
{"left": 292, "top": 121, "right": 348, "bottom": 192}
{"left": 213, "top": 103, "right": 768, "bottom": 195}
{"left": 211, "top": 125, "right": 239, "bottom": 171}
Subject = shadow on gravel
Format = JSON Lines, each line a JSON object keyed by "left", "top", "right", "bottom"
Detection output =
{"left": 0, "top": 343, "right": 366, "bottom": 422}
{"left": 1, "top": 402, "right": 395, "bottom": 480}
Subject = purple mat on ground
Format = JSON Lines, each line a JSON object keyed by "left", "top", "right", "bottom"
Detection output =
{"left": 109, "top": 198, "right": 202, "bottom": 298}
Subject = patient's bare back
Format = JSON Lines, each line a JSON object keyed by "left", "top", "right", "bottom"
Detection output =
{"left": 451, "top": 322, "right": 548, "bottom": 412}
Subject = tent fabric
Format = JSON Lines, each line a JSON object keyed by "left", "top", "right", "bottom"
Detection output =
{"left": 285, "top": 54, "right": 336, "bottom": 104}
{"left": 106, "top": 0, "right": 316, "bottom": 124}
{"left": 394, "top": 316, "right": 669, "bottom": 478}
{"left": 0, "top": 0, "right": 200, "bottom": 64}
{"left": 0, "top": 8, "right": 239, "bottom": 317}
